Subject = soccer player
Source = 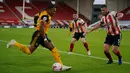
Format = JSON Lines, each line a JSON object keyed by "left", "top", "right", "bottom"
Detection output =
{"left": 89, "top": 5, "right": 123, "bottom": 65}
{"left": 6, "top": 3, "right": 72, "bottom": 70}
{"left": 68, "top": 14, "right": 91, "bottom": 55}
{"left": 69, "top": 21, "right": 73, "bottom": 35}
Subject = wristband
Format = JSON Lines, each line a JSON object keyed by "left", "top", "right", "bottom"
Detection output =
{"left": 44, "top": 38, "right": 47, "bottom": 41}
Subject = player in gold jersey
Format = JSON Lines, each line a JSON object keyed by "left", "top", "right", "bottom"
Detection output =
{"left": 69, "top": 21, "right": 73, "bottom": 35}
{"left": 7, "top": 3, "right": 71, "bottom": 71}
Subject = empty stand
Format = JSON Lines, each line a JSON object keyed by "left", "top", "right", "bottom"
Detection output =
{"left": 32, "top": 1, "right": 49, "bottom": 11}
{"left": 0, "top": 0, "right": 90, "bottom": 27}
{"left": 0, "top": 2, "right": 19, "bottom": 25}
{"left": 5, "top": 0, "right": 38, "bottom": 19}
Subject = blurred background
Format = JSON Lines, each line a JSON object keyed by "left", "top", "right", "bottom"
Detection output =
{"left": 0, "top": 0, "right": 130, "bottom": 29}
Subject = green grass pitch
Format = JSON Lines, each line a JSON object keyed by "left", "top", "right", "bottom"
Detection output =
{"left": 0, "top": 28, "right": 130, "bottom": 73}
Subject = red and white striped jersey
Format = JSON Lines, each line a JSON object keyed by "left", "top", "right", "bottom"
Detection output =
{"left": 100, "top": 11, "right": 121, "bottom": 36}
{"left": 72, "top": 18, "right": 87, "bottom": 33}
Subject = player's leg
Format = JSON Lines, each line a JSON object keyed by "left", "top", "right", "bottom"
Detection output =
{"left": 81, "top": 36, "right": 91, "bottom": 55}
{"left": 6, "top": 30, "right": 40, "bottom": 55}
{"left": 104, "top": 34, "right": 113, "bottom": 64}
{"left": 68, "top": 38, "right": 77, "bottom": 54}
{"left": 42, "top": 39, "right": 72, "bottom": 71}
{"left": 104, "top": 44, "right": 113, "bottom": 64}
{"left": 7, "top": 39, "right": 31, "bottom": 55}
{"left": 40, "top": 35, "right": 63, "bottom": 65}
{"left": 44, "top": 41, "right": 63, "bottom": 64}
{"left": 112, "top": 46, "right": 122, "bottom": 65}
{"left": 68, "top": 32, "right": 79, "bottom": 54}
{"left": 112, "top": 33, "right": 122, "bottom": 65}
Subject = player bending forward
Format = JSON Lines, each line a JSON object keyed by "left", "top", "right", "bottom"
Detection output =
{"left": 89, "top": 5, "right": 123, "bottom": 65}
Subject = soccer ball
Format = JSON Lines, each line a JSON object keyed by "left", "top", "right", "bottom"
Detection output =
{"left": 52, "top": 63, "right": 62, "bottom": 72}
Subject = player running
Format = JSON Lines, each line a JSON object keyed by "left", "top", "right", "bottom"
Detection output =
{"left": 7, "top": 3, "right": 72, "bottom": 71}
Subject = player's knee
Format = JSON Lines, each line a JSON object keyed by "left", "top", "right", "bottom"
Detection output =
{"left": 112, "top": 49, "right": 117, "bottom": 53}
{"left": 112, "top": 46, "right": 119, "bottom": 52}
{"left": 71, "top": 39, "right": 76, "bottom": 44}
{"left": 82, "top": 40, "right": 86, "bottom": 43}
{"left": 71, "top": 41, "right": 74, "bottom": 44}
{"left": 47, "top": 45, "right": 55, "bottom": 51}
{"left": 104, "top": 45, "right": 110, "bottom": 51}
{"left": 48, "top": 47, "right": 53, "bottom": 51}
{"left": 104, "top": 50, "right": 109, "bottom": 54}
{"left": 104, "top": 48, "right": 109, "bottom": 53}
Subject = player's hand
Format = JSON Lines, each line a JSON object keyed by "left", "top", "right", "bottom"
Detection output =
{"left": 83, "top": 32, "right": 87, "bottom": 36}
{"left": 86, "top": 30, "right": 90, "bottom": 34}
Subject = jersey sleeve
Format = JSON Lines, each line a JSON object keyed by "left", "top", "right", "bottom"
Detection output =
{"left": 78, "top": 18, "right": 85, "bottom": 25}
{"left": 99, "top": 17, "right": 105, "bottom": 27}
{"left": 111, "top": 11, "right": 117, "bottom": 17}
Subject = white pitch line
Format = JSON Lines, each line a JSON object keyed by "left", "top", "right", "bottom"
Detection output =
{"left": 0, "top": 40, "right": 8, "bottom": 43}
{"left": 1, "top": 40, "right": 130, "bottom": 65}
{"left": 57, "top": 50, "right": 130, "bottom": 64}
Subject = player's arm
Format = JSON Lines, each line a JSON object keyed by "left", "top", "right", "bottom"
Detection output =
{"left": 89, "top": 22, "right": 102, "bottom": 33}
{"left": 39, "top": 15, "right": 49, "bottom": 41}
{"left": 83, "top": 23, "right": 88, "bottom": 36}
{"left": 116, "top": 13, "right": 124, "bottom": 19}
{"left": 79, "top": 18, "right": 88, "bottom": 36}
{"left": 39, "top": 20, "right": 47, "bottom": 41}
{"left": 112, "top": 11, "right": 124, "bottom": 19}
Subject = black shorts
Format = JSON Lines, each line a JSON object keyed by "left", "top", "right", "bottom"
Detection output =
{"left": 73, "top": 32, "right": 85, "bottom": 41}
{"left": 30, "top": 30, "right": 51, "bottom": 48}
{"left": 69, "top": 28, "right": 72, "bottom": 32}
{"left": 104, "top": 33, "right": 122, "bottom": 46}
